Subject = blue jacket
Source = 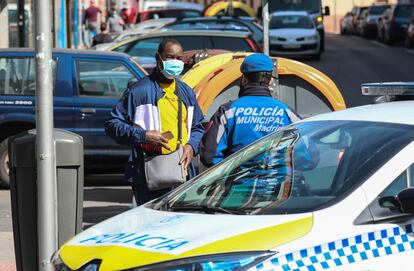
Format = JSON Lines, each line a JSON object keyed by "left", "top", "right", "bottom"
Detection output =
{"left": 105, "top": 73, "right": 205, "bottom": 182}
{"left": 199, "top": 83, "right": 300, "bottom": 167}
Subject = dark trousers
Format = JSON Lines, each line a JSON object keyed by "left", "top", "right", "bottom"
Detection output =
{"left": 130, "top": 161, "right": 197, "bottom": 206}
{"left": 131, "top": 180, "right": 171, "bottom": 206}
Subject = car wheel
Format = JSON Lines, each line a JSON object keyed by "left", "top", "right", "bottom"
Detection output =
{"left": 311, "top": 52, "right": 321, "bottom": 60}
{"left": 405, "top": 37, "right": 413, "bottom": 48}
{"left": 384, "top": 31, "right": 393, "bottom": 45}
{"left": 0, "top": 138, "right": 10, "bottom": 188}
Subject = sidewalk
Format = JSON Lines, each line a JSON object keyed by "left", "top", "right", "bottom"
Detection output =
{"left": 0, "top": 190, "right": 16, "bottom": 271}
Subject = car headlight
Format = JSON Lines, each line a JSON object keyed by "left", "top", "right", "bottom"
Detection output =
{"left": 51, "top": 251, "right": 100, "bottom": 271}
{"left": 316, "top": 16, "right": 323, "bottom": 24}
{"left": 130, "top": 251, "right": 275, "bottom": 271}
{"left": 306, "top": 35, "right": 318, "bottom": 41}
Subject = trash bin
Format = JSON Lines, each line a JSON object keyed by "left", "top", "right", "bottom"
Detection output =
{"left": 8, "top": 129, "right": 84, "bottom": 271}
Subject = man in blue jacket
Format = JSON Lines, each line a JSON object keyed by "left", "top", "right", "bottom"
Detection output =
{"left": 199, "top": 53, "right": 300, "bottom": 167}
{"left": 105, "top": 39, "right": 204, "bottom": 205}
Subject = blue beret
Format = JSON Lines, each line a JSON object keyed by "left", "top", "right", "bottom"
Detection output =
{"left": 240, "top": 53, "right": 273, "bottom": 73}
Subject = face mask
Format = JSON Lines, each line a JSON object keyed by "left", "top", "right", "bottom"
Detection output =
{"left": 160, "top": 59, "right": 184, "bottom": 79}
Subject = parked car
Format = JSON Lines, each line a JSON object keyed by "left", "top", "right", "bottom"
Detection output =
{"left": 405, "top": 11, "right": 414, "bottom": 48}
{"left": 0, "top": 48, "right": 147, "bottom": 186}
{"left": 359, "top": 4, "right": 390, "bottom": 38}
{"left": 376, "top": 7, "right": 392, "bottom": 42}
{"left": 136, "top": 8, "right": 202, "bottom": 23}
{"left": 163, "top": 16, "right": 264, "bottom": 46}
{"left": 351, "top": 6, "right": 368, "bottom": 34}
{"left": 380, "top": 3, "right": 414, "bottom": 45}
{"left": 340, "top": 11, "right": 354, "bottom": 35}
{"left": 269, "top": 11, "right": 321, "bottom": 59}
{"left": 92, "top": 18, "right": 177, "bottom": 51}
{"left": 53, "top": 83, "right": 414, "bottom": 271}
{"left": 106, "top": 29, "right": 261, "bottom": 68}
{"left": 354, "top": 7, "right": 369, "bottom": 36}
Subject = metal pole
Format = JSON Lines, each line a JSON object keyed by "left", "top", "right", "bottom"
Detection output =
{"left": 262, "top": 0, "right": 269, "bottom": 55}
{"left": 34, "top": 0, "right": 57, "bottom": 268}
{"left": 228, "top": 0, "right": 234, "bottom": 16}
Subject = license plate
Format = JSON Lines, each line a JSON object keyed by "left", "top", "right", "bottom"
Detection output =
{"left": 282, "top": 44, "right": 301, "bottom": 49}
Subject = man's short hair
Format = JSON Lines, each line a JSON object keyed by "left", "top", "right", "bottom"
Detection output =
{"left": 157, "top": 39, "right": 182, "bottom": 54}
{"left": 244, "top": 71, "right": 273, "bottom": 84}
{"left": 100, "top": 22, "right": 107, "bottom": 31}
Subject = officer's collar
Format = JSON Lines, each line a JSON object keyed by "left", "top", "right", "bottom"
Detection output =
{"left": 239, "top": 82, "right": 272, "bottom": 98}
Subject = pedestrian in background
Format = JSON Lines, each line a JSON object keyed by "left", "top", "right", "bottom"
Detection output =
{"left": 199, "top": 53, "right": 300, "bottom": 168}
{"left": 83, "top": 0, "right": 102, "bottom": 47}
{"left": 92, "top": 22, "right": 113, "bottom": 46}
{"left": 108, "top": 9, "right": 125, "bottom": 35}
{"left": 105, "top": 39, "right": 205, "bottom": 205}
{"left": 121, "top": 0, "right": 137, "bottom": 29}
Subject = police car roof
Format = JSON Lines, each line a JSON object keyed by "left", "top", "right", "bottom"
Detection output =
{"left": 303, "top": 101, "right": 414, "bottom": 126}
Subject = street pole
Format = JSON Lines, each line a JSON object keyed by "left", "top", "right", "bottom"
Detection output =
{"left": 262, "top": 0, "right": 269, "bottom": 55}
{"left": 34, "top": 0, "right": 57, "bottom": 268}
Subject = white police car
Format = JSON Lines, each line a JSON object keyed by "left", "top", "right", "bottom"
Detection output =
{"left": 53, "top": 83, "right": 414, "bottom": 270}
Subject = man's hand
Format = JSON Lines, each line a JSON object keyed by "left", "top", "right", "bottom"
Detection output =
{"left": 180, "top": 144, "right": 194, "bottom": 170}
{"left": 145, "top": 130, "right": 171, "bottom": 151}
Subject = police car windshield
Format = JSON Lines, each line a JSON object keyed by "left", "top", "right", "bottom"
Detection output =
{"left": 153, "top": 121, "right": 414, "bottom": 215}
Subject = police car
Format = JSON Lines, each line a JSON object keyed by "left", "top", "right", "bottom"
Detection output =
{"left": 53, "top": 83, "right": 414, "bottom": 271}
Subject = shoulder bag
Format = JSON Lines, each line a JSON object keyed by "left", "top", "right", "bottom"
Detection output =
{"left": 144, "top": 90, "right": 186, "bottom": 191}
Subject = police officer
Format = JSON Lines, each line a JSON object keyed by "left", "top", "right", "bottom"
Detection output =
{"left": 199, "top": 53, "right": 300, "bottom": 167}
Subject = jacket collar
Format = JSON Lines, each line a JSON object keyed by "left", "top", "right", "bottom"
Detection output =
{"left": 239, "top": 82, "right": 272, "bottom": 98}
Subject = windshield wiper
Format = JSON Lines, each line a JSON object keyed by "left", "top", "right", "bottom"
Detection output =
{"left": 169, "top": 205, "right": 246, "bottom": 215}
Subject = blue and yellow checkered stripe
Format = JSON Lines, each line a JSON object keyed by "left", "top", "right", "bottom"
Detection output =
{"left": 253, "top": 223, "right": 414, "bottom": 271}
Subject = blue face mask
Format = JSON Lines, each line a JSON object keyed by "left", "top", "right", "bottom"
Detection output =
{"left": 161, "top": 59, "right": 184, "bottom": 79}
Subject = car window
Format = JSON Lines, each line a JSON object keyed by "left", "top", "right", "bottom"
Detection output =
{"left": 180, "top": 10, "right": 201, "bottom": 17}
{"left": 76, "top": 60, "right": 138, "bottom": 97}
{"left": 173, "top": 36, "right": 213, "bottom": 51}
{"left": 380, "top": 164, "right": 414, "bottom": 198}
{"left": 368, "top": 5, "right": 390, "bottom": 15}
{"left": 211, "top": 37, "right": 254, "bottom": 51}
{"left": 395, "top": 5, "right": 414, "bottom": 18}
{"left": 0, "top": 57, "right": 56, "bottom": 96}
{"left": 204, "top": 84, "right": 239, "bottom": 122}
{"left": 278, "top": 75, "right": 332, "bottom": 118}
{"left": 154, "top": 121, "right": 414, "bottom": 215}
{"left": 112, "top": 43, "right": 131, "bottom": 53}
{"left": 126, "top": 37, "right": 162, "bottom": 57}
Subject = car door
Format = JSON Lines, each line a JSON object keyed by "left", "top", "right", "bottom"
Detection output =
{"left": 341, "top": 142, "right": 414, "bottom": 271}
{"left": 356, "top": 162, "right": 414, "bottom": 270}
{"left": 72, "top": 56, "right": 140, "bottom": 164}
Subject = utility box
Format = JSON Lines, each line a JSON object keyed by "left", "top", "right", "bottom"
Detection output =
{"left": 8, "top": 129, "right": 84, "bottom": 271}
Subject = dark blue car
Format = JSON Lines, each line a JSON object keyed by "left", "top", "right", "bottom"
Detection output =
{"left": 381, "top": 4, "right": 414, "bottom": 44}
{"left": 0, "top": 48, "right": 146, "bottom": 186}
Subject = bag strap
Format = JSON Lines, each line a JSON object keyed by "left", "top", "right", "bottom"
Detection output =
{"left": 177, "top": 88, "right": 182, "bottom": 146}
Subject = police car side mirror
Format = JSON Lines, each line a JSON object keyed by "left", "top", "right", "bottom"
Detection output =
{"left": 379, "top": 188, "right": 414, "bottom": 215}
{"left": 378, "top": 196, "right": 401, "bottom": 212}
{"left": 397, "top": 188, "right": 414, "bottom": 215}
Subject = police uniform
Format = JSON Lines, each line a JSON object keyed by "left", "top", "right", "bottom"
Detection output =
{"left": 199, "top": 54, "right": 300, "bottom": 167}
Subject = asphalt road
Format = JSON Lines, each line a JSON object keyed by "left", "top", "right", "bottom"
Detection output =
{"left": 303, "top": 34, "right": 414, "bottom": 108}
{"left": 1, "top": 33, "right": 414, "bottom": 267}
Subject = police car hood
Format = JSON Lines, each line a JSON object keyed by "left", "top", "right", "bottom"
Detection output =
{"left": 60, "top": 206, "right": 313, "bottom": 270}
